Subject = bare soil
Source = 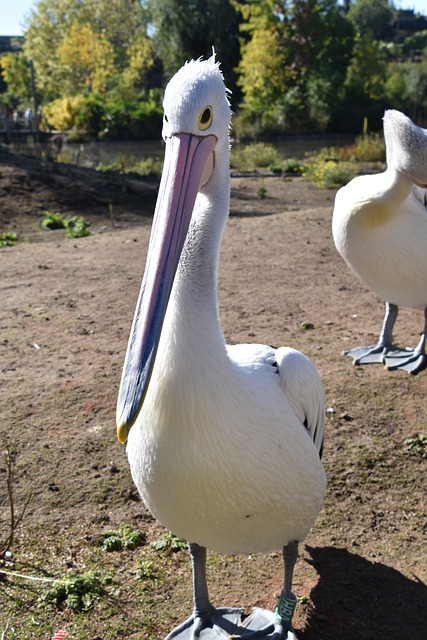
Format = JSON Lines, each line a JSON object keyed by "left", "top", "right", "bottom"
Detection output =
{"left": 0, "top": 152, "right": 426, "bottom": 640}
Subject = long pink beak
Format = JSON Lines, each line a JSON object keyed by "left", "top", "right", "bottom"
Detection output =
{"left": 117, "top": 133, "right": 216, "bottom": 443}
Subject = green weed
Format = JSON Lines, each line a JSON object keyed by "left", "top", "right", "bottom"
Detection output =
{"left": 151, "top": 531, "right": 187, "bottom": 554}
{"left": 135, "top": 559, "right": 163, "bottom": 582}
{"left": 0, "top": 232, "right": 18, "bottom": 247}
{"left": 38, "top": 570, "right": 111, "bottom": 612}
{"left": 100, "top": 524, "right": 146, "bottom": 552}
{"left": 404, "top": 433, "right": 427, "bottom": 459}
{"left": 40, "top": 211, "right": 90, "bottom": 238}
{"left": 64, "top": 215, "right": 90, "bottom": 238}
{"left": 40, "top": 211, "right": 66, "bottom": 230}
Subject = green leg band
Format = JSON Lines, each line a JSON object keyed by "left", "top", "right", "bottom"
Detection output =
{"left": 275, "top": 591, "right": 297, "bottom": 625}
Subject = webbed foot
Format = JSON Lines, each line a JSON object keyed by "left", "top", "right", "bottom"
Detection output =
{"left": 235, "top": 608, "right": 298, "bottom": 638}
{"left": 165, "top": 607, "right": 242, "bottom": 639}
{"left": 165, "top": 607, "right": 297, "bottom": 639}
{"left": 384, "top": 349, "right": 427, "bottom": 375}
{"left": 344, "top": 344, "right": 395, "bottom": 365}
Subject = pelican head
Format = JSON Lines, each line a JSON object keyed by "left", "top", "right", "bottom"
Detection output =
{"left": 383, "top": 109, "right": 427, "bottom": 187}
{"left": 117, "top": 57, "right": 231, "bottom": 443}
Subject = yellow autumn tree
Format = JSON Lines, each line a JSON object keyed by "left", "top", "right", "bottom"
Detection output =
{"left": 233, "top": 0, "right": 289, "bottom": 117}
{"left": 59, "top": 22, "right": 115, "bottom": 95}
{"left": 119, "top": 28, "right": 155, "bottom": 98}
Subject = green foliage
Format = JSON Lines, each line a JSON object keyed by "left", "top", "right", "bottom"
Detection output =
{"left": 64, "top": 215, "right": 90, "bottom": 238}
{"left": 347, "top": 0, "right": 395, "bottom": 41}
{"left": 234, "top": 0, "right": 355, "bottom": 132}
{"left": 151, "top": 531, "right": 187, "bottom": 554}
{"left": 135, "top": 560, "right": 163, "bottom": 582}
{"left": 23, "top": 0, "right": 154, "bottom": 103}
{"left": 258, "top": 182, "right": 267, "bottom": 199}
{"left": 147, "top": 0, "right": 241, "bottom": 100}
{"left": 0, "top": 232, "right": 19, "bottom": 247}
{"left": 303, "top": 150, "right": 356, "bottom": 189}
{"left": 3, "top": 0, "right": 426, "bottom": 140}
{"left": 404, "top": 433, "right": 427, "bottom": 459}
{"left": 100, "top": 524, "right": 146, "bottom": 552}
{"left": 40, "top": 211, "right": 67, "bottom": 229}
{"left": 40, "top": 211, "right": 90, "bottom": 238}
{"left": 38, "top": 570, "right": 110, "bottom": 611}
{"left": 131, "top": 157, "right": 164, "bottom": 178}
{"left": 230, "top": 143, "right": 281, "bottom": 173}
{"left": 351, "top": 132, "right": 385, "bottom": 162}
{"left": 0, "top": 51, "right": 32, "bottom": 108}
{"left": 282, "top": 157, "right": 304, "bottom": 175}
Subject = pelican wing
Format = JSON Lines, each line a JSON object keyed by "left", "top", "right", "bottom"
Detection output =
{"left": 226, "top": 343, "right": 325, "bottom": 458}
{"left": 275, "top": 347, "right": 326, "bottom": 458}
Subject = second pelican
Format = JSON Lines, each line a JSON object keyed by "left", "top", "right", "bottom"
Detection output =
{"left": 333, "top": 109, "right": 427, "bottom": 374}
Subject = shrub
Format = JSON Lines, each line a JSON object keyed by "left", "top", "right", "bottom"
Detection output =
{"left": 350, "top": 132, "right": 385, "bottom": 162}
{"left": 303, "top": 152, "right": 355, "bottom": 189}
{"left": 231, "top": 143, "right": 281, "bottom": 173}
{"left": 44, "top": 96, "right": 86, "bottom": 131}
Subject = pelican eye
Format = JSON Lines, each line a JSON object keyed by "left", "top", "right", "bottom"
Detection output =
{"left": 198, "top": 106, "right": 213, "bottom": 131}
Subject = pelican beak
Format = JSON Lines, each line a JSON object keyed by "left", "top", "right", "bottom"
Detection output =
{"left": 116, "top": 133, "right": 216, "bottom": 443}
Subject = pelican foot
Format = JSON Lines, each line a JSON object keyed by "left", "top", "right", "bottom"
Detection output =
{"left": 164, "top": 607, "right": 242, "bottom": 639}
{"left": 233, "top": 608, "right": 298, "bottom": 639}
{"left": 344, "top": 344, "right": 393, "bottom": 365}
{"left": 384, "top": 350, "right": 427, "bottom": 375}
{"left": 164, "top": 608, "right": 297, "bottom": 639}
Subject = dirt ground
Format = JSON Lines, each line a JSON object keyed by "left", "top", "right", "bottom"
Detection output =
{"left": 0, "top": 152, "right": 426, "bottom": 640}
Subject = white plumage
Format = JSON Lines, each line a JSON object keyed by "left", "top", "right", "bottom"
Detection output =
{"left": 117, "top": 57, "right": 326, "bottom": 639}
{"left": 332, "top": 109, "right": 427, "bottom": 374}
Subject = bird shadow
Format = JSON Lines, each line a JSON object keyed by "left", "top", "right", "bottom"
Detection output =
{"left": 301, "top": 545, "right": 427, "bottom": 640}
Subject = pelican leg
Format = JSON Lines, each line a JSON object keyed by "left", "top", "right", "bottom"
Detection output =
{"left": 165, "top": 542, "right": 242, "bottom": 639}
{"left": 345, "top": 302, "right": 402, "bottom": 365}
{"left": 165, "top": 542, "right": 298, "bottom": 639}
{"left": 235, "top": 541, "right": 299, "bottom": 639}
{"left": 384, "top": 306, "right": 427, "bottom": 375}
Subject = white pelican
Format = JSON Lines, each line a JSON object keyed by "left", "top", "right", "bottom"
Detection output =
{"left": 117, "top": 56, "right": 326, "bottom": 639}
{"left": 332, "top": 109, "right": 427, "bottom": 374}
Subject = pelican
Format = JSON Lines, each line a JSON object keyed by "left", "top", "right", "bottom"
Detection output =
{"left": 332, "top": 109, "right": 427, "bottom": 374}
{"left": 117, "top": 56, "right": 326, "bottom": 639}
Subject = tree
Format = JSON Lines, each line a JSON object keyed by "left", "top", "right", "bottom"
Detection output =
{"left": 340, "top": 33, "right": 388, "bottom": 131}
{"left": 347, "top": 0, "right": 395, "bottom": 41}
{"left": 0, "top": 51, "right": 32, "bottom": 109}
{"left": 234, "top": 1, "right": 288, "bottom": 118}
{"left": 59, "top": 22, "right": 116, "bottom": 94}
{"left": 234, "top": 0, "right": 355, "bottom": 132}
{"left": 23, "top": 0, "right": 154, "bottom": 101}
{"left": 147, "top": 0, "right": 241, "bottom": 100}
